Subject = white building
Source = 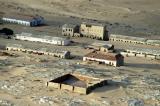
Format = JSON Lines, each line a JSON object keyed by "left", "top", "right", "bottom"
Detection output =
{"left": 6, "top": 44, "right": 71, "bottom": 59}
{"left": 83, "top": 51, "right": 124, "bottom": 67}
{"left": 2, "top": 14, "right": 44, "bottom": 26}
{"left": 110, "top": 34, "right": 147, "bottom": 44}
{"left": 14, "top": 32, "right": 71, "bottom": 46}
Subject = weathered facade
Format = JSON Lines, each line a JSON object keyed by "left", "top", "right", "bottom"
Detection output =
{"left": 120, "top": 47, "right": 160, "bottom": 60}
{"left": 15, "top": 32, "right": 71, "bottom": 46}
{"left": 2, "top": 14, "right": 44, "bottom": 26}
{"left": 6, "top": 44, "right": 71, "bottom": 59}
{"left": 47, "top": 73, "right": 108, "bottom": 94}
{"left": 62, "top": 24, "right": 80, "bottom": 37}
{"left": 110, "top": 34, "right": 147, "bottom": 44}
{"left": 110, "top": 34, "right": 160, "bottom": 46}
{"left": 86, "top": 41, "right": 114, "bottom": 53}
{"left": 80, "top": 22, "right": 109, "bottom": 40}
{"left": 83, "top": 51, "right": 124, "bottom": 67}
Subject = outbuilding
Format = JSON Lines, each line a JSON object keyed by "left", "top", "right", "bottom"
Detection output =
{"left": 83, "top": 51, "right": 124, "bottom": 67}
{"left": 15, "top": 32, "right": 71, "bottom": 46}
{"left": 2, "top": 14, "right": 44, "bottom": 26}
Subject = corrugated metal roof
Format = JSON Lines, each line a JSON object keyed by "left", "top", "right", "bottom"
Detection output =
{"left": 16, "top": 32, "right": 69, "bottom": 41}
{"left": 6, "top": 43, "right": 69, "bottom": 54}
{"left": 84, "top": 51, "right": 123, "bottom": 61}
{"left": 127, "top": 47, "right": 160, "bottom": 55}
{"left": 110, "top": 34, "right": 147, "bottom": 42}
{"left": 3, "top": 14, "right": 43, "bottom": 21}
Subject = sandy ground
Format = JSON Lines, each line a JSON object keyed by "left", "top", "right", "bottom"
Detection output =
{"left": 0, "top": 36, "right": 160, "bottom": 106}
{"left": 0, "top": 0, "right": 160, "bottom": 36}
{"left": 0, "top": 0, "right": 160, "bottom": 106}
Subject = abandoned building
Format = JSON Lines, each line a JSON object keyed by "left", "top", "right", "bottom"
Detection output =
{"left": 83, "top": 51, "right": 124, "bottom": 67}
{"left": 2, "top": 14, "right": 44, "bottom": 26}
{"left": 110, "top": 34, "right": 147, "bottom": 44}
{"left": 15, "top": 32, "right": 71, "bottom": 46}
{"left": 146, "top": 40, "right": 160, "bottom": 46}
{"left": 80, "top": 22, "right": 109, "bottom": 41}
{"left": 47, "top": 73, "right": 108, "bottom": 94}
{"left": 86, "top": 41, "right": 114, "bottom": 53}
{"left": 6, "top": 44, "right": 71, "bottom": 59}
{"left": 62, "top": 24, "right": 80, "bottom": 37}
{"left": 120, "top": 47, "right": 160, "bottom": 60}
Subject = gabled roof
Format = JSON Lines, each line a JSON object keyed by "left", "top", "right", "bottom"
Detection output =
{"left": 110, "top": 34, "right": 147, "bottom": 42}
{"left": 90, "top": 41, "right": 113, "bottom": 49}
{"left": 6, "top": 43, "right": 69, "bottom": 54}
{"left": 84, "top": 51, "right": 123, "bottom": 61}
{"left": 3, "top": 13, "right": 43, "bottom": 21}
{"left": 62, "top": 24, "right": 78, "bottom": 29}
{"left": 16, "top": 32, "right": 69, "bottom": 41}
{"left": 49, "top": 73, "right": 104, "bottom": 88}
{"left": 127, "top": 47, "right": 160, "bottom": 56}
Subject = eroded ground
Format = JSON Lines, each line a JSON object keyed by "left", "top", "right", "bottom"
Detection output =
{"left": 0, "top": 35, "right": 160, "bottom": 106}
{"left": 0, "top": 0, "right": 160, "bottom": 105}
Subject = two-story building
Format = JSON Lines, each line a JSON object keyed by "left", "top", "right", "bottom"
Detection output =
{"left": 80, "top": 22, "right": 109, "bottom": 41}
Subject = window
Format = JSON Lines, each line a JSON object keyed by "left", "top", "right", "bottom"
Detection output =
{"left": 81, "top": 29, "right": 84, "bottom": 32}
{"left": 86, "top": 25, "right": 91, "bottom": 27}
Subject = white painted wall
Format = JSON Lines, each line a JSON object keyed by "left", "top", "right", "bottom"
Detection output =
{"left": 15, "top": 35, "right": 70, "bottom": 46}
{"left": 83, "top": 57, "right": 117, "bottom": 67}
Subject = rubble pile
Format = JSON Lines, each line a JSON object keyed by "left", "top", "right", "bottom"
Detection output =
{"left": 0, "top": 99, "right": 15, "bottom": 106}
{"left": 31, "top": 96, "right": 54, "bottom": 105}
{"left": 128, "top": 98, "right": 144, "bottom": 106}
{"left": 0, "top": 79, "right": 27, "bottom": 96}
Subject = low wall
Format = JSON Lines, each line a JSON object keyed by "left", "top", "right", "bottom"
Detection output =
{"left": 74, "top": 86, "right": 86, "bottom": 94}
{"left": 61, "top": 84, "right": 73, "bottom": 91}
{"left": 136, "top": 54, "right": 146, "bottom": 57}
{"left": 47, "top": 82, "right": 60, "bottom": 89}
{"left": 6, "top": 46, "right": 69, "bottom": 59}
{"left": 47, "top": 79, "right": 108, "bottom": 94}
{"left": 120, "top": 52, "right": 158, "bottom": 60}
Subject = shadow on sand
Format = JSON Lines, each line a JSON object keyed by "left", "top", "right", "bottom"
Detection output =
{"left": 125, "top": 63, "right": 160, "bottom": 70}
{"left": 92, "top": 81, "right": 121, "bottom": 93}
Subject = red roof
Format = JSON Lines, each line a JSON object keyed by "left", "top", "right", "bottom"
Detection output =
{"left": 3, "top": 13, "right": 42, "bottom": 21}
{"left": 84, "top": 51, "right": 124, "bottom": 61}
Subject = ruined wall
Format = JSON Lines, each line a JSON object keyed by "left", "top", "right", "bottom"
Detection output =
{"left": 80, "top": 23, "right": 107, "bottom": 40}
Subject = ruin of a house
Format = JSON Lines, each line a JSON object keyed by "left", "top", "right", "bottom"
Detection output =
{"left": 110, "top": 34, "right": 160, "bottom": 46}
{"left": 120, "top": 47, "right": 160, "bottom": 60}
{"left": 2, "top": 13, "right": 44, "bottom": 26}
{"left": 62, "top": 24, "right": 80, "bottom": 37}
{"left": 83, "top": 51, "right": 124, "bottom": 67}
{"left": 86, "top": 41, "right": 114, "bottom": 53}
{"left": 62, "top": 22, "right": 109, "bottom": 41}
{"left": 6, "top": 44, "right": 71, "bottom": 59}
{"left": 47, "top": 73, "right": 108, "bottom": 94}
{"left": 80, "top": 22, "right": 109, "bottom": 41}
{"left": 110, "top": 34, "right": 147, "bottom": 44}
{"left": 15, "top": 32, "right": 71, "bottom": 46}
{"left": 146, "top": 40, "right": 160, "bottom": 46}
